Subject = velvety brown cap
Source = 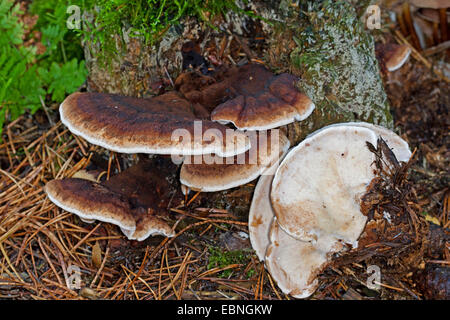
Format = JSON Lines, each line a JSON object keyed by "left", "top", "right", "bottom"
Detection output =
{"left": 46, "top": 157, "right": 184, "bottom": 241}
{"left": 375, "top": 43, "right": 411, "bottom": 72}
{"left": 180, "top": 130, "right": 290, "bottom": 192}
{"left": 60, "top": 91, "right": 250, "bottom": 157}
{"left": 45, "top": 178, "right": 136, "bottom": 233}
{"left": 210, "top": 65, "right": 315, "bottom": 130}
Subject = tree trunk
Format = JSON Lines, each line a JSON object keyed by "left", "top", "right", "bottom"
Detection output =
{"left": 82, "top": 0, "right": 392, "bottom": 146}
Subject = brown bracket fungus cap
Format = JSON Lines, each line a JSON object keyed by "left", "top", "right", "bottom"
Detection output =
{"left": 209, "top": 64, "right": 315, "bottom": 130}
{"left": 375, "top": 43, "right": 412, "bottom": 72}
{"left": 60, "top": 91, "right": 250, "bottom": 157}
{"left": 45, "top": 178, "right": 137, "bottom": 234}
{"left": 180, "top": 130, "right": 290, "bottom": 192}
{"left": 45, "top": 157, "right": 183, "bottom": 241}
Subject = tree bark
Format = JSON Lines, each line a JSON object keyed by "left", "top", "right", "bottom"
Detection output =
{"left": 82, "top": 0, "right": 392, "bottom": 146}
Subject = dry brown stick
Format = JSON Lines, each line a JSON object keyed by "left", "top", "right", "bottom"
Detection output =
{"left": 37, "top": 237, "right": 63, "bottom": 286}
{"left": 395, "top": 30, "right": 450, "bottom": 83}
{"left": 116, "top": 246, "right": 149, "bottom": 299}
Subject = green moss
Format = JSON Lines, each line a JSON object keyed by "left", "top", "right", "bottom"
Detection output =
{"left": 207, "top": 247, "right": 251, "bottom": 278}
{"left": 79, "top": 0, "right": 250, "bottom": 65}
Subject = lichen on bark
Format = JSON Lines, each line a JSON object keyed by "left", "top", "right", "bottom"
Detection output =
{"left": 265, "top": 0, "right": 393, "bottom": 144}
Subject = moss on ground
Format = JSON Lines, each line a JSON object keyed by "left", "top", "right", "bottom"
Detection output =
{"left": 207, "top": 247, "right": 252, "bottom": 278}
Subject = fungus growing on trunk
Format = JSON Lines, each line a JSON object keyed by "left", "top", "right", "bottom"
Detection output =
{"left": 248, "top": 122, "right": 412, "bottom": 298}
{"left": 180, "top": 130, "right": 290, "bottom": 192}
{"left": 176, "top": 64, "right": 314, "bottom": 130}
{"left": 46, "top": 157, "right": 183, "bottom": 241}
{"left": 60, "top": 91, "right": 250, "bottom": 157}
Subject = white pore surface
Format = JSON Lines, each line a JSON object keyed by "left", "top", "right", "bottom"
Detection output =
{"left": 249, "top": 172, "right": 275, "bottom": 261}
{"left": 120, "top": 227, "right": 175, "bottom": 241}
{"left": 271, "top": 126, "right": 378, "bottom": 247}
{"left": 248, "top": 155, "right": 288, "bottom": 262}
{"left": 309, "top": 122, "right": 411, "bottom": 162}
{"left": 265, "top": 219, "right": 342, "bottom": 299}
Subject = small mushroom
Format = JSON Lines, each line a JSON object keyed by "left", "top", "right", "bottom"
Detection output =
{"left": 45, "top": 157, "right": 183, "bottom": 240}
{"left": 180, "top": 130, "right": 290, "bottom": 192}
{"left": 60, "top": 91, "right": 250, "bottom": 157}
{"left": 375, "top": 43, "right": 412, "bottom": 72}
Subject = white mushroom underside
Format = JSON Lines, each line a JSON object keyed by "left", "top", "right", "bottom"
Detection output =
{"left": 249, "top": 172, "right": 276, "bottom": 261}
{"left": 120, "top": 227, "right": 175, "bottom": 241}
{"left": 271, "top": 126, "right": 378, "bottom": 246}
{"left": 248, "top": 150, "right": 291, "bottom": 261}
{"left": 265, "top": 220, "right": 342, "bottom": 299}
{"left": 310, "top": 122, "right": 411, "bottom": 162}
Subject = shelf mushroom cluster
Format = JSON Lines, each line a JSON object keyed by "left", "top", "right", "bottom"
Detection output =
{"left": 45, "top": 63, "right": 315, "bottom": 241}
{"left": 249, "top": 122, "right": 412, "bottom": 299}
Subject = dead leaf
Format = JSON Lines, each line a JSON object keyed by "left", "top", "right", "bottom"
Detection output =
{"left": 92, "top": 241, "right": 102, "bottom": 268}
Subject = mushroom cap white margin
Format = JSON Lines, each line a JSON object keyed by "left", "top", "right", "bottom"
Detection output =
{"left": 59, "top": 100, "right": 251, "bottom": 158}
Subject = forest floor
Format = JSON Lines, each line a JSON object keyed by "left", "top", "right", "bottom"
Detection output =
{"left": 0, "top": 11, "right": 448, "bottom": 299}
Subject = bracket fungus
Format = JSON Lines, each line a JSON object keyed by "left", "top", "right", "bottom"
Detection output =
{"left": 248, "top": 122, "right": 411, "bottom": 298}
{"left": 49, "top": 62, "right": 316, "bottom": 240}
{"left": 46, "top": 157, "right": 182, "bottom": 241}
{"left": 375, "top": 43, "right": 412, "bottom": 72}
{"left": 176, "top": 64, "right": 315, "bottom": 130}
{"left": 209, "top": 64, "right": 315, "bottom": 130}
{"left": 265, "top": 221, "right": 343, "bottom": 299}
{"left": 248, "top": 155, "right": 343, "bottom": 298}
{"left": 180, "top": 130, "right": 290, "bottom": 193}
{"left": 271, "top": 125, "right": 379, "bottom": 246}
{"left": 60, "top": 91, "right": 250, "bottom": 157}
